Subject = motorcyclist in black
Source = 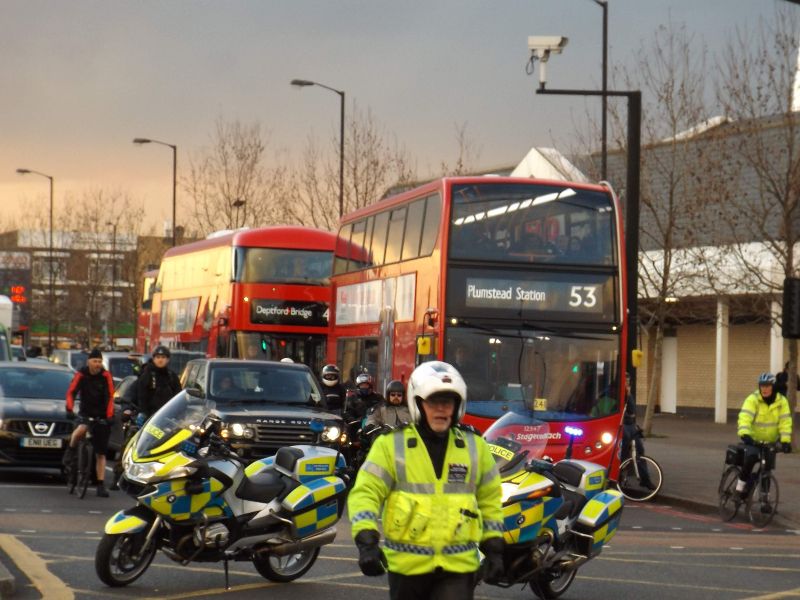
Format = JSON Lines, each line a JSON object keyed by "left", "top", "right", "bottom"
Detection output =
{"left": 320, "top": 364, "right": 347, "bottom": 414}
{"left": 135, "top": 346, "right": 182, "bottom": 419}
{"left": 344, "top": 373, "right": 384, "bottom": 425}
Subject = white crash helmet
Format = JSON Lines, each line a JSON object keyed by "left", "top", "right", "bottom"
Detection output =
{"left": 406, "top": 361, "right": 467, "bottom": 425}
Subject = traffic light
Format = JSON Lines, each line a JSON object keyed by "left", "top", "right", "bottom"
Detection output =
{"left": 782, "top": 278, "right": 800, "bottom": 339}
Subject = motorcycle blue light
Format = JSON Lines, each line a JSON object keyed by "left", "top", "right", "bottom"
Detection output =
{"left": 564, "top": 425, "right": 583, "bottom": 437}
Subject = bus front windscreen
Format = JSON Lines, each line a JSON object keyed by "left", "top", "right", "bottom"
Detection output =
{"left": 234, "top": 248, "right": 332, "bottom": 286}
{"left": 449, "top": 183, "right": 616, "bottom": 265}
{"left": 445, "top": 328, "right": 619, "bottom": 422}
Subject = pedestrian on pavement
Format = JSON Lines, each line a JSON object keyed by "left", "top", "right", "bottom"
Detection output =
{"left": 620, "top": 372, "right": 656, "bottom": 490}
{"left": 63, "top": 347, "right": 115, "bottom": 497}
{"left": 774, "top": 362, "right": 799, "bottom": 398}
{"left": 134, "top": 345, "right": 182, "bottom": 419}
{"left": 735, "top": 372, "right": 793, "bottom": 495}
{"left": 320, "top": 363, "right": 347, "bottom": 414}
{"left": 347, "top": 361, "right": 505, "bottom": 600}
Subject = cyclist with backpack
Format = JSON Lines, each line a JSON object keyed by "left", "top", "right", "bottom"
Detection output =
{"left": 735, "top": 372, "right": 793, "bottom": 496}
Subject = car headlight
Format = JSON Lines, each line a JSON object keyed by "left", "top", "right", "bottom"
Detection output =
{"left": 321, "top": 425, "right": 341, "bottom": 442}
{"left": 225, "top": 423, "right": 254, "bottom": 439}
{"left": 126, "top": 460, "right": 165, "bottom": 483}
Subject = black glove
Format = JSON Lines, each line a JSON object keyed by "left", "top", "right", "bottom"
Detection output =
{"left": 741, "top": 435, "right": 754, "bottom": 446}
{"left": 782, "top": 442, "right": 792, "bottom": 454}
{"left": 480, "top": 537, "right": 505, "bottom": 583}
{"left": 354, "top": 530, "right": 387, "bottom": 576}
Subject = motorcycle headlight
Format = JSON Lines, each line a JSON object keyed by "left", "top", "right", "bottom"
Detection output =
{"left": 126, "top": 460, "right": 165, "bottom": 483}
{"left": 501, "top": 482, "right": 518, "bottom": 503}
{"left": 321, "top": 425, "right": 341, "bottom": 442}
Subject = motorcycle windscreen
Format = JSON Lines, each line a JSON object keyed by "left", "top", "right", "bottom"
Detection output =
{"left": 483, "top": 411, "right": 552, "bottom": 473}
{"left": 135, "top": 391, "right": 213, "bottom": 459}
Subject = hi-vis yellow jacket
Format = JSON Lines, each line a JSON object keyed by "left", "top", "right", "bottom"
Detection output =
{"left": 348, "top": 424, "right": 503, "bottom": 575}
{"left": 737, "top": 391, "right": 793, "bottom": 444}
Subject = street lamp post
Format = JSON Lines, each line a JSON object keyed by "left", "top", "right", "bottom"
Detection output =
{"left": 593, "top": 0, "right": 609, "bottom": 180}
{"left": 16, "top": 168, "right": 55, "bottom": 354}
{"left": 133, "top": 138, "right": 178, "bottom": 246}
{"left": 106, "top": 222, "right": 117, "bottom": 348}
{"left": 232, "top": 199, "right": 246, "bottom": 229}
{"left": 290, "top": 79, "right": 345, "bottom": 218}
{"left": 528, "top": 41, "right": 642, "bottom": 394}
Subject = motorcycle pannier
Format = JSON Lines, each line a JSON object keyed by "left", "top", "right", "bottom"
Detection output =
{"left": 725, "top": 444, "right": 744, "bottom": 467}
{"left": 282, "top": 476, "right": 347, "bottom": 538}
{"left": 573, "top": 489, "right": 624, "bottom": 558}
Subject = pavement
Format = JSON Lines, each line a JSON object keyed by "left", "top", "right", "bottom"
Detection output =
{"left": 645, "top": 412, "right": 800, "bottom": 529}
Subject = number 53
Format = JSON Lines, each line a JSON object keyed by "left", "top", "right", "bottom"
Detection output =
{"left": 569, "top": 286, "right": 597, "bottom": 308}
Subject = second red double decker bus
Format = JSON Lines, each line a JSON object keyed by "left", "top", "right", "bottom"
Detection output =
{"left": 148, "top": 226, "right": 336, "bottom": 373}
{"left": 329, "top": 176, "right": 628, "bottom": 466}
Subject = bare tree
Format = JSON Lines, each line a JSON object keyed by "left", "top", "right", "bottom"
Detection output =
{"left": 710, "top": 8, "right": 800, "bottom": 418}
{"left": 282, "top": 103, "right": 414, "bottom": 231}
{"left": 183, "top": 117, "right": 285, "bottom": 236}
{"left": 438, "top": 122, "right": 482, "bottom": 176}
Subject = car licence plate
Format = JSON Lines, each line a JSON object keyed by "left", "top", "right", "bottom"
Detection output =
{"left": 20, "top": 437, "right": 63, "bottom": 449}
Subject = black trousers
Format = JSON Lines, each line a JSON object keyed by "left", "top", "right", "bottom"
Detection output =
{"left": 388, "top": 570, "right": 476, "bottom": 600}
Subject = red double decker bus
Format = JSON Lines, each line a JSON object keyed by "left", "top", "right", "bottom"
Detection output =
{"left": 329, "top": 176, "right": 628, "bottom": 466}
{"left": 148, "top": 226, "right": 336, "bottom": 373}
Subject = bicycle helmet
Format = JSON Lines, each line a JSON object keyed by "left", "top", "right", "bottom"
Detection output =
{"left": 321, "top": 364, "right": 340, "bottom": 387}
{"left": 758, "top": 372, "right": 776, "bottom": 386}
{"left": 406, "top": 361, "right": 467, "bottom": 425}
{"left": 356, "top": 373, "right": 374, "bottom": 397}
{"left": 152, "top": 345, "right": 171, "bottom": 358}
{"left": 385, "top": 379, "right": 405, "bottom": 403}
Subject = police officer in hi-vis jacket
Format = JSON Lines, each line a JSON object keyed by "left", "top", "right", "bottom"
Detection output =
{"left": 347, "top": 361, "right": 505, "bottom": 600}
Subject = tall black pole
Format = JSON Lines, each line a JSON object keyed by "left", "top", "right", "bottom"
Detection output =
{"left": 537, "top": 87, "right": 641, "bottom": 395}
{"left": 48, "top": 176, "right": 54, "bottom": 354}
{"left": 600, "top": 0, "right": 608, "bottom": 180}
{"left": 171, "top": 145, "right": 177, "bottom": 247}
{"left": 339, "top": 90, "right": 345, "bottom": 218}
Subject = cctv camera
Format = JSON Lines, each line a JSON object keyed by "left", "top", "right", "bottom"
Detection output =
{"left": 527, "top": 36, "right": 569, "bottom": 61}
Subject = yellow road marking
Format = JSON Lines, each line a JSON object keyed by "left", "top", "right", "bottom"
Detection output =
{"left": 0, "top": 534, "right": 73, "bottom": 600}
{"left": 743, "top": 588, "right": 800, "bottom": 599}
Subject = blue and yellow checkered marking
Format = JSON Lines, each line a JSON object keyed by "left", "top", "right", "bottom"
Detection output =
{"left": 502, "top": 496, "right": 563, "bottom": 544}
{"left": 104, "top": 510, "right": 150, "bottom": 534}
{"left": 283, "top": 476, "right": 346, "bottom": 512}
{"left": 590, "top": 513, "right": 621, "bottom": 553}
{"left": 142, "top": 477, "right": 232, "bottom": 521}
{"left": 294, "top": 499, "right": 340, "bottom": 538}
{"left": 577, "top": 489, "right": 623, "bottom": 528}
{"left": 245, "top": 456, "right": 274, "bottom": 477}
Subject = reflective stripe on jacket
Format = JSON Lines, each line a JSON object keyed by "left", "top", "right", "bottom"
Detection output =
{"left": 348, "top": 424, "right": 503, "bottom": 576}
{"left": 737, "top": 391, "right": 793, "bottom": 443}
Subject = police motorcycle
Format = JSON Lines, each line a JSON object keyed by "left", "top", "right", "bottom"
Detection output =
{"left": 481, "top": 411, "right": 624, "bottom": 599}
{"left": 95, "top": 389, "right": 349, "bottom": 588}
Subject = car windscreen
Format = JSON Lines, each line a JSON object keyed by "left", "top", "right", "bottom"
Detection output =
{"left": 69, "top": 353, "right": 89, "bottom": 370}
{"left": 208, "top": 363, "right": 323, "bottom": 405}
{"left": 109, "top": 358, "right": 138, "bottom": 380}
{"left": 0, "top": 368, "right": 74, "bottom": 399}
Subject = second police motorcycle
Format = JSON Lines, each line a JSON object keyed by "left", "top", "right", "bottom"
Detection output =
{"left": 480, "top": 409, "right": 624, "bottom": 599}
{"left": 95, "top": 388, "right": 349, "bottom": 587}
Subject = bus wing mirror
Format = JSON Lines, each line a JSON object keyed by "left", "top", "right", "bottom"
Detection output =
{"left": 631, "top": 349, "right": 643, "bottom": 368}
{"left": 417, "top": 336, "right": 432, "bottom": 356}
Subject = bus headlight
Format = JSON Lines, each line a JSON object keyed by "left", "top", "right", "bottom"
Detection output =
{"left": 601, "top": 431, "right": 614, "bottom": 445}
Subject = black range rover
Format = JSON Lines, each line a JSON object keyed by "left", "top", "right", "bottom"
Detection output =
{"left": 180, "top": 358, "right": 345, "bottom": 460}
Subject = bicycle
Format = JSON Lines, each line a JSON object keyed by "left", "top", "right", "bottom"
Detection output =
{"left": 616, "top": 427, "right": 663, "bottom": 502}
{"left": 718, "top": 442, "right": 781, "bottom": 527}
{"left": 73, "top": 417, "right": 105, "bottom": 499}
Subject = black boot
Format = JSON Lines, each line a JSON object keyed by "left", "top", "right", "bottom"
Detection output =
{"left": 96, "top": 483, "right": 109, "bottom": 498}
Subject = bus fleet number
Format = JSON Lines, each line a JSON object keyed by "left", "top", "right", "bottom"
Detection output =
{"left": 569, "top": 286, "right": 598, "bottom": 308}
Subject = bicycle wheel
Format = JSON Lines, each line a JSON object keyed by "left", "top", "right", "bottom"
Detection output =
{"left": 746, "top": 473, "right": 779, "bottom": 528}
{"left": 617, "top": 456, "right": 662, "bottom": 502}
{"left": 718, "top": 466, "right": 742, "bottom": 521}
{"left": 77, "top": 443, "right": 93, "bottom": 499}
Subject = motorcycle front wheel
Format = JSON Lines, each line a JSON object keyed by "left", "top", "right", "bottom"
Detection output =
{"left": 253, "top": 547, "right": 320, "bottom": 582}
{"left": 95, "top": 532, "right": 157, "bottom": 587}
{"left": 531, "top": 567, "right": 576, "bottom": 599}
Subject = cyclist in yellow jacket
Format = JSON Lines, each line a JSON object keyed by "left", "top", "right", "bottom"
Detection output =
{"left": 348, "top": 361, "right": 504, "bottom": 600}
{"left": 735, "top": 372, "right": 793, "bottom": 495}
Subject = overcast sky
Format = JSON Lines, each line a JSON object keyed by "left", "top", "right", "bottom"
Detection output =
{"left": 0, "top": 0, "right": 786, "bottom": 232}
